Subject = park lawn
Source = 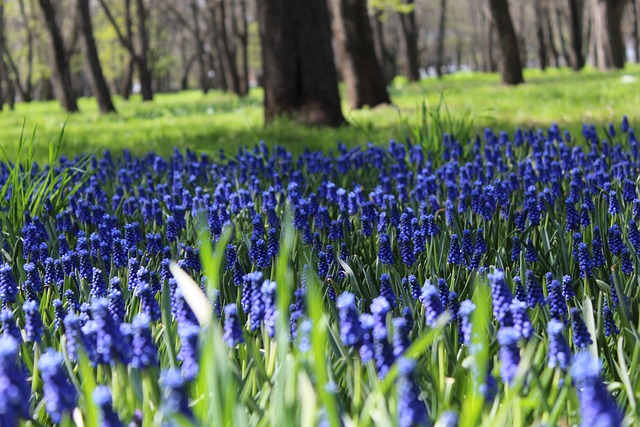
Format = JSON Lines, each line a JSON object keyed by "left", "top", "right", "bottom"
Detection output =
{"left": 1, "top": 65, "right": 639, "bottom": 162}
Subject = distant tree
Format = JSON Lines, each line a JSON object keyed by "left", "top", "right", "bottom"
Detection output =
{"left": 37, "top": 0, "right": 79, "bottom": 112}
{"left": 535, "top": 1, "right": 548, "bottom": 70}
{"left": 256, "top": 0, "right": 345, "bottom": 126}
{"left": 77, "top": 0, "right": 116, "bottom": 113}
{"left": 631, "top": 0, "right": 639, "bottom": 63}
{"left": 98, "top": 0, "right": 154, "bottom": 100}
{"left": 330, "top": 0, "right": 390, "bottom": 109}
{"left": 487, "top": 0, "right": 524, "bottom": 85}
{"left": 207, "top": 0, "right": 242, "bottom": 96}
{"left": 591, "top": 0, "right": 626, "bottom": 69}
{"left": 398, "top": 0, "right": 420, "bottom": 81}
{"left": 435, "top": 0, "right": 447, "bottom": 77}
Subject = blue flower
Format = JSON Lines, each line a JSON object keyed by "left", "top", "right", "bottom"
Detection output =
{"left": 0, "top": 336, "right": 30, "bottom": 425}
{"left": 131, "top": 313, "right": 158, "bottom": 370}
{"left": 458, "top": 300, "right": 475, "bottom": 346}
{"left": 93, "top": 386, "right": 124, "bottom": 427}
{"left": 223, "top": 304, "right": 244, "bottom": 347}
{"left": 380, "top": 273, "right": 397, "bottom": 308}
{"left": 396, "top": 358, "right": 430, "bottom": 427}
{"left": 0, "top": 264, "right": 18, "bottom": 305}
{"left": 160, "top": 369, "right": 193, "bottom": 419}
{"left": 547, "top": 320, "right": 571, "bottom": 370}
{"left": 497, "top": 327, "right": 520, "bottom": 385}
{"left": 571, "top": 352, "right": 623, "bottom": 427}
{"left": 447, "top": 234, "right": 464, "bottom": 265}
{"left": 23, "top": 300, "right": 43, "bottom": 342}
{"left": 525, "top": 270, "right": 545, "bottom": 308}
{"left": 420, "top": 283, "right": 444, "bottom": 328}
{"left": 38, "top": 349, "right": 77, "bottom": 424}
{"left": 570, "top": 308, "right": 593, "bottom": 350}
{"left": 603, "top": 301, "right": 619, "bottom": 337}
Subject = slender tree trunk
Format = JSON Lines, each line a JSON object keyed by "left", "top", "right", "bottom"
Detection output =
{"left": 211, "top": 0, "right": 241, "bottom": 95}
{"left": 591, "top": 0, "right": 627, "bottom": 69}
{"left": 487, "top": 0, "right": 524, "bottom": 84}
{"left": 257, "top": 0, "right": 345, "bottom": 126}
{"left": 536, "top": 1, "right": 549, "bottom": 70}
{"left": 467, "top": 0, "right": 481, "bottom": 71}
{"left": 398, "top": 0, "right": 420, "bottom": 81}
{"left": 37, "top": 0, "right": 79, "bottom": 112}
{"left": 181, "top": 1, "right": 209, "bottom": 94}
{"left": 77, "top": 0, "right": 116, "bottom": 113}
{"left": 632, "top": 0, "right": 640, "bottom": 62}
{"left": 232, "top": 0, "right": 249, "bottom": 95}
{"left": 120, "top": 58, "right": 134, "bottom": 99}
{"left": 330, "top": 0, "right": 390, "bottom": 109}
{"left": 436, "top": 0, "right": 447, "bottom": 77}
{"left": 546, "top": 5, "right": 561, "bottom": 67}
{"left": 567, "top": 0, "right": 586, "bottom": 69}
{"left": 135, "top": 0, "right": 153, "bottom": 100}
{"left": 554, "top": 3, "right": 570, "bottom": 64}
{"left": 371, "top": 11, "right": 395, "bottom": 83}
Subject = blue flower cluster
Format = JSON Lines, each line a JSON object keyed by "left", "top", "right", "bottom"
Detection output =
{"left": 0, "top": 118, "right": 637, "bottom": 425}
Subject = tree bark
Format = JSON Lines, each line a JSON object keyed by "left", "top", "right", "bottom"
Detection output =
{"left": 545, "top": 4, "right": 561, "bottom": 67}
{"left": 535, "top": 1, "right": 549, "bottom": 70}
{"left": 77, "top": 0, "right": 116, "bottom": 113}
{"left": 330, "top": 0, "right": 390, "bottom": 109}
{"left": 371, "top": 11, "right": 395, "bottom": 83}
{"left": 189, "top": 0, "right": 209, "bottom": 94}
{"left": 567, "top": 0, "right": 586, "bottom": 69}
{"left": 134, "top": 0, "right": 153, "bottom": 100}
{"left": 435, "top": 0, "right": 447, "bottom": 77}
{"left": 632, "top": 0, "right": 640, "bottom": 63}
{"left": 120, "top": 58, "right": 134, "bottom": 99}
{"left": 487, "top": 0, "right": 524, "bottom": 85}
{"left": 554, "top": 3, "right": 570, "bottom": 64}
{"left": 232, "top": 0, "right": 250, "bottom": 95}
{"left": 257, "top": 0, "right": 345, "bottom": 126}
{"left": 210, "top": 0, "right": 241, "bottom": 95}
{"left": 398, "top": 0, "right": 420, "bottom": 81}
{"left": 37, "top": 0, "right": 79, "bottom": 112}
{"left": 591, "top": 0, "right": 627, "bottom": 69}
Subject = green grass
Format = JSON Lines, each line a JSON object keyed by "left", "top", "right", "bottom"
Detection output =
{"left": 1, "top": 65, "right": 640, "bottom": 162}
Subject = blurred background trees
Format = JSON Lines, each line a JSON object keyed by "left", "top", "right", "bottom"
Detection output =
{"left": 0, "top": 0, "right": 638, "bottom": 122}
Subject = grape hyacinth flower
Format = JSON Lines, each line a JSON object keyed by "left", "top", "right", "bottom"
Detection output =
{"left": 371, "top": 297, "right": 394, "bottom": 378}
{"left": 378, "top": 233, "right": 394, "bottom": 265}
{"left": 458, "top": 300, "right": 475, "bottom": 346}
{"left": 0, "top": 336, "right": 30, "bottom": 425}
{"left": 603, "top": 301, "right": 619, "bottom": 337}
{"left": 571, "top": 352, "right": 623, "bottom": 427}
{"left": 38, "top": 349, "right": 78, "bottom": 424}
{"left": 337, "top": 292, "right": 362, "bottom": 347}
{"left": 0, "top": 263, "right": 18, "bottom": 305}
{"left": 510, "top": 300, "right": 533, "bottom": 341}
{"left": 160, "top": 368, "right": 193, "bottom": 419}
{"left": 396, "top": 358, "right": 430, "bottom": 427}
{"left": 131, "top": 313, "right": 158, "bottom": 369}
{"left": 379, "top": 273, "right": 397, "bottom": 308}
{"left": 570, "top": 308, "right": 593, "bottom": 350}
{"left": 23, "top": 300, "right": 43, "bottom": 342}
{"left": 525, "top": 270, "right": 545, "bottom": 308}
{"left": 94, "top": 386, "right": 124, "bottom": 427}
{"left": 448, "top": 234, "right": 464, "bottom": 265}
{"left": 420, "top": 283, "right": 444, "bottom": 328}
{"left": 223, "top": 304, "right": 244, "bottom": 347}
{"left": 497, "top": 327, "right": 520, "bottom": 385}
{"left": 546, "top": 320, "right": 571, "bottom": 370}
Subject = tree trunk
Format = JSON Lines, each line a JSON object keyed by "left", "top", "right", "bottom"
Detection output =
{"left": 233, "top": 0, "right": 250, "bottom": 95}
{"left": 567, "top": 0, "right": 586, "bottom": 69}
{"left": 37, "top": 0, "right": 79, "bottom": 112}
{"left": 210, "top": 0, "right": 241, "bottom": 95}
{"left": 487, "top": 0, "right": 524, "bottom": 85}
{"left": 134, "top": 0, "right": 153, "bottom": 100}
{"left": 535, "top": 1, "right": 548, "bottom": 70}
{"left": 371, "top": 11, "right": 395, "bottom": 83}
{"left": 398, "top": 0, "right": 420, "bottom": 81}
{"left": 554, "top": 3, "right": 570, "bottom": 64}
{"left": 591, "top": 0, "right": 627, "bottom": 69}
{"left": 435, "top": 0, "right": 447, "bottom": 77}
{"left": 545, "top": 4, "right": 561, "bottom": 67}
{"left": 120, "top": 57, "right": 134, "bottom": 99}
{"left": 632, "top": 0, "right": 640, "bottom": 63}
{"left": 330, "top": 0, "right": 390, "bottom": 109}
{"left": 77, "top": 0, "right": 116, "bottom": 113}
{"left": 257, "top": 0, "right": 345, "bottom": 126}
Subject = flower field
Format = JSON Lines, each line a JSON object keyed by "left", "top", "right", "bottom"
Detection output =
{"left": 1, "top": 119, "right": 639, "bottom": 426}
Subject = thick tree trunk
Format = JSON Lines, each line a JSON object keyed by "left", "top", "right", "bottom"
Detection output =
{"left": 435, "top": 0, "right": 447, "bottom": 77}
{"left": 135, "top": 0, "right": 153, "bottom": 100}
{"left": 257, "top": 0, "right": 345, "bottom": 126}
{"left": 591, "top": 0, "right": 627, "bottom": 69}
{"left": 487, "top": 0, "right": 524, "bottom": 85}
{"left": 398, "top": 0, "right": 420, "bottom": 81}
{"left": 77, "top": 0, "right": 116, "bottom": 113}
{"left": 554, "top": 3, "right": 570, "bottom": 64}
{"left": 38, "top": 0, "right": 79, "bottom": 112}
{"left": 330, "top": 0, "right": 390, "bottom": 109}
{"left": 535, "top": 1, "right": 548, "bottom": 70}
{"left": 567, "top": 0, "right": 586, "bottom": 69}
{"left": 632, "top": 0, "right": 640, "bottom": 63}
